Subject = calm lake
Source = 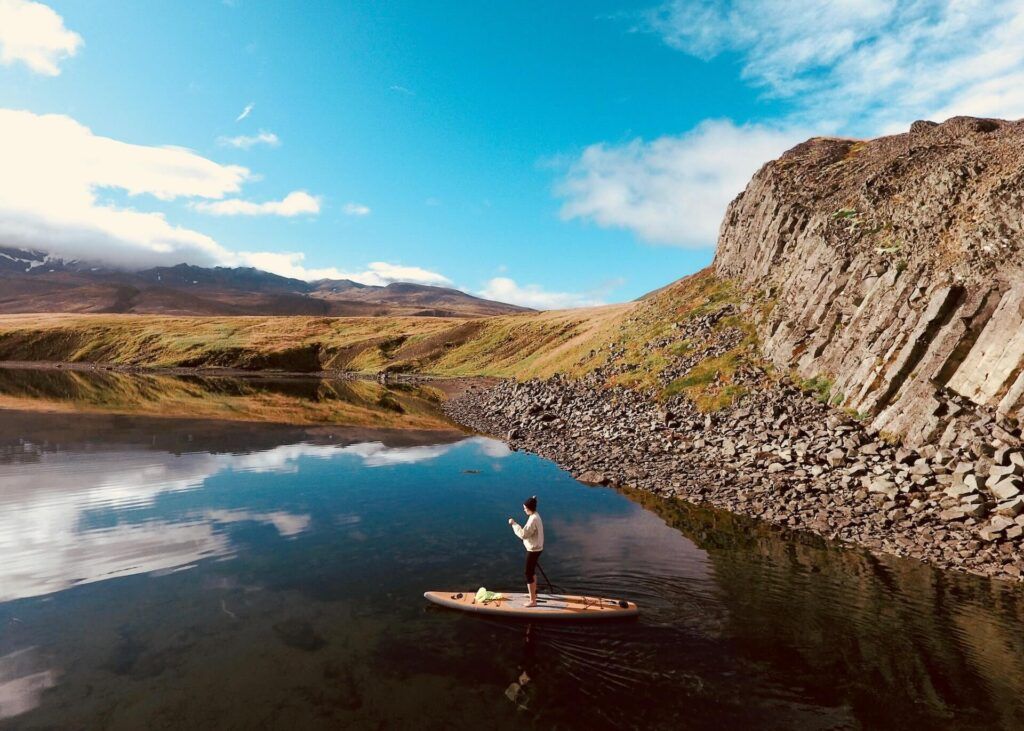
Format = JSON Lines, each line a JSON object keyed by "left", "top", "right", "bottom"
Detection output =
{"left": 1, "top": 368, "right": 1024, "bottom": 729}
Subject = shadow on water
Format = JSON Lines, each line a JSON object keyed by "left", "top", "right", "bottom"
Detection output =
{"left": 0, "top": 368, "right": 1023, "bottom": 729}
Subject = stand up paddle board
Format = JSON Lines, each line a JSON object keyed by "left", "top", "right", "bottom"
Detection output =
{"left": 424, "top": 591, "right": 639, "bottom": 620}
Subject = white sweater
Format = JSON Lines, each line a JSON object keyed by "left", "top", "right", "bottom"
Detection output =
{"left": 511, "top": 513, "right": 544, "bottom": 552}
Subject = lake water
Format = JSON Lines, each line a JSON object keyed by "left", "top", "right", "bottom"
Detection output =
{"left": 2, "top": 368, "right": 1024, "bottom": 729}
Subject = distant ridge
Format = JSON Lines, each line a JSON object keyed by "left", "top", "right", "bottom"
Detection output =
{"left": 0, "top": 247, "right": 529, "bottom": 317}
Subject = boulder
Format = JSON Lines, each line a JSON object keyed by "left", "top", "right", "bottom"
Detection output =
{"left": 995, "top": 496, "right": 1024, "bottom": 517}
{"left": 576, "top": 470, "right": 609, "bottom": 486}
{"left": 990, "top": 479, "right": 1022, "bottom": 501}
{"left": 990, "top": 463, "right": 1023, "bottom": 480}
{"left": 991, "top": 515, "right": 1016, "bottom": 531}
{"left": 825, "top": 448, "right": 846, "bottom": 467}
{"left": 910, "top": 461, "right": 934, "bottom": 476}
{"left": 944, "top": 483, "right": 977, "bottom": 499}
{"left": 962, "top": 503, "right": 988, "bottom": 518}
{"left": 979, "top": 525, "right": 1004, "bottom": 542}
{"left": 964, "top": 473, "right": 986, "bottom": 491}
{"left": 895, "top": 447, "right": 916, "bottom": 464}
{"left": 869, "top": 478, "right": 897, "bottom": 497}
{"left": 939, "top": 508, "right": 965, "bottom": 521}
{"left": 953, "top": 461, "right": 975, "bottom": 477}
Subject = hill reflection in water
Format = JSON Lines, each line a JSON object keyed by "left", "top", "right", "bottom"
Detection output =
{"left": 0, "top": 365, "right": 458, "bottom": 429}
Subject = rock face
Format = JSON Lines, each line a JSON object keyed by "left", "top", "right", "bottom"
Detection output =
{"left": 715, "top": 117, "right": 1024, "bottom": 448}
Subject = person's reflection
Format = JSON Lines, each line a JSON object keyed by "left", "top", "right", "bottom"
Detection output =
{"left": 504, "top": 623, "right": 537, "bottom": 710}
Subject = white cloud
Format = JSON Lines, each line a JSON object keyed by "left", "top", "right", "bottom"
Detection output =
{"left": 389, "top": 84, "right": 415, "bottom": 96}
{"left": 193, "top": 190, "right": 321, "bottom": 217}
{"left": 235, "top": 102, "right": 254, "bottom": 122}
{"left": 0, "top": 0, "right": 82, "bottom": 76}
{"left": 342, "top": 202, "right": 371, "bottom": 216}
{"left": 560, "top": 2, "right": 1024, "bottom": 249}
{"left": 645, "top": 0, "right": 1024, "bottom": 132}
{"left": 237, "top": 251, "right": 452, "bottom": 286}
{"left": 217, "top": 130, "right": 279, "bottom": 149}
{"left": 557, "top": 119, "right": 806, "bottom": 247}
{"left": 478, "top": 277, "right": 606, "bottom": 310}
{"left": 0, "top": 108, "right": 450, "bottom": 285}
{"left": 364, "top": 261, "right": 451, "bottom": 286}
{"left": 0, "top": 107, "right": 248, "bottom": 268}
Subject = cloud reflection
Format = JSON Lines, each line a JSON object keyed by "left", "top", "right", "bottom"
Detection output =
{"left": 204, "top": 510, "right": 311, "bottom": 538}
{"left": 0, "top": 435, "right": 507, "bottom": 602}
{"left": 0, "top": 648, "right": 57, "bottom": 721}
{"left": 350, "top": 436, "right": 510, "bottom": 465}
{"left": 551, "top": 506, "right": 712, "bottom": 581}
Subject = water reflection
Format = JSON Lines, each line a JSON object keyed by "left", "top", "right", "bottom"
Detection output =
{"left": 628, "top": 490, "right": 1024, "bottom": 729}
{"left": 0, "top": 648, "right": 57, "bottom": 722}
{"left": 0, "top": 416, "right": 503, "bottom": 603}
{"left": 2, "top": 377, "right": 1024, "bottom": 728}
{"left": 0, "top": 364, "right": 456, "bottom": 428}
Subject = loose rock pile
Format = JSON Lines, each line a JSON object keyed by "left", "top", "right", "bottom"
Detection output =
{"left": 446, "top": 375, "right": 1024, "bottom": 583}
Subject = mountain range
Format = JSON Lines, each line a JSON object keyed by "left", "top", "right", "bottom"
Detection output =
{"left": 0, "top": 247, "right": 527, "bottom": 317}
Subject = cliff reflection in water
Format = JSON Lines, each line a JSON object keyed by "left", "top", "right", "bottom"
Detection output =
{"left": 629, "top": 489, "right": 1024, "bottom": 729}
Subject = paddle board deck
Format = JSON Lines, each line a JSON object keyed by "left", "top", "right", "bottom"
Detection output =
{"left": 424, "top": 591, "right": 639, "bottom": 620}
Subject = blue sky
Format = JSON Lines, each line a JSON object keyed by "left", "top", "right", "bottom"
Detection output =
{"left": 1, "top": 1, "right": 1022, "bottom": 307}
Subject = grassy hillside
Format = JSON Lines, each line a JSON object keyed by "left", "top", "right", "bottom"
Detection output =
{"left": 0, "top": 269, "right": 758, "bottom": 403}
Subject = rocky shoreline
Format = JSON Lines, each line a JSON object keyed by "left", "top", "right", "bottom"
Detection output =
{"left": 445, "top": 376, "right": 1024, "bottom": 584}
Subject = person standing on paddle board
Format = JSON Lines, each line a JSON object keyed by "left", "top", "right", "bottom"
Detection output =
{"left": 508, "top": 496, "right": 544, "bottom": 607}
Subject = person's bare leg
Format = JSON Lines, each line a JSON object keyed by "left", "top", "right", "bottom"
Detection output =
{"left": 527, "top": 579, "right": 538, "bottom": 606}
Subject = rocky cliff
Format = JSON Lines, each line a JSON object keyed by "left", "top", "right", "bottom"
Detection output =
{"left": 715, "top": 116, "right": 1024, "bottom": 450}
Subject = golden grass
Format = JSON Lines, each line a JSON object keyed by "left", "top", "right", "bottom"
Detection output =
{"left": 0, "top": 268, "right": 761, "bottom": 407}
{"left": 662, "top": 350, "right": 750, "bottom": 411}
{"left": 0, "top": 304, "right": 637, "bottom": 380}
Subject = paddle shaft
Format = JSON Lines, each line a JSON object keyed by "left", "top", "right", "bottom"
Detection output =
{"left": 535, "top": 560, "right": 563, "bottom": 595}
{"left": 535, "top": 561, "right": 612, "bottom": 610}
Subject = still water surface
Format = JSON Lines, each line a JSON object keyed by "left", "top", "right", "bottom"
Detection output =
{"left": 1, "top": 369, "right": 1024, "bottom": 729}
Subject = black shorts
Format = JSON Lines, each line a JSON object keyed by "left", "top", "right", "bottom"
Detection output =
{"left": 525, "top": 550, "right": 543, "bottom": 582}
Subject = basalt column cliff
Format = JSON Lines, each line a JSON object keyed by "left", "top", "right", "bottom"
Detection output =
{"left": 716, "top": 117, "right": 1024, "bottom": 449}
